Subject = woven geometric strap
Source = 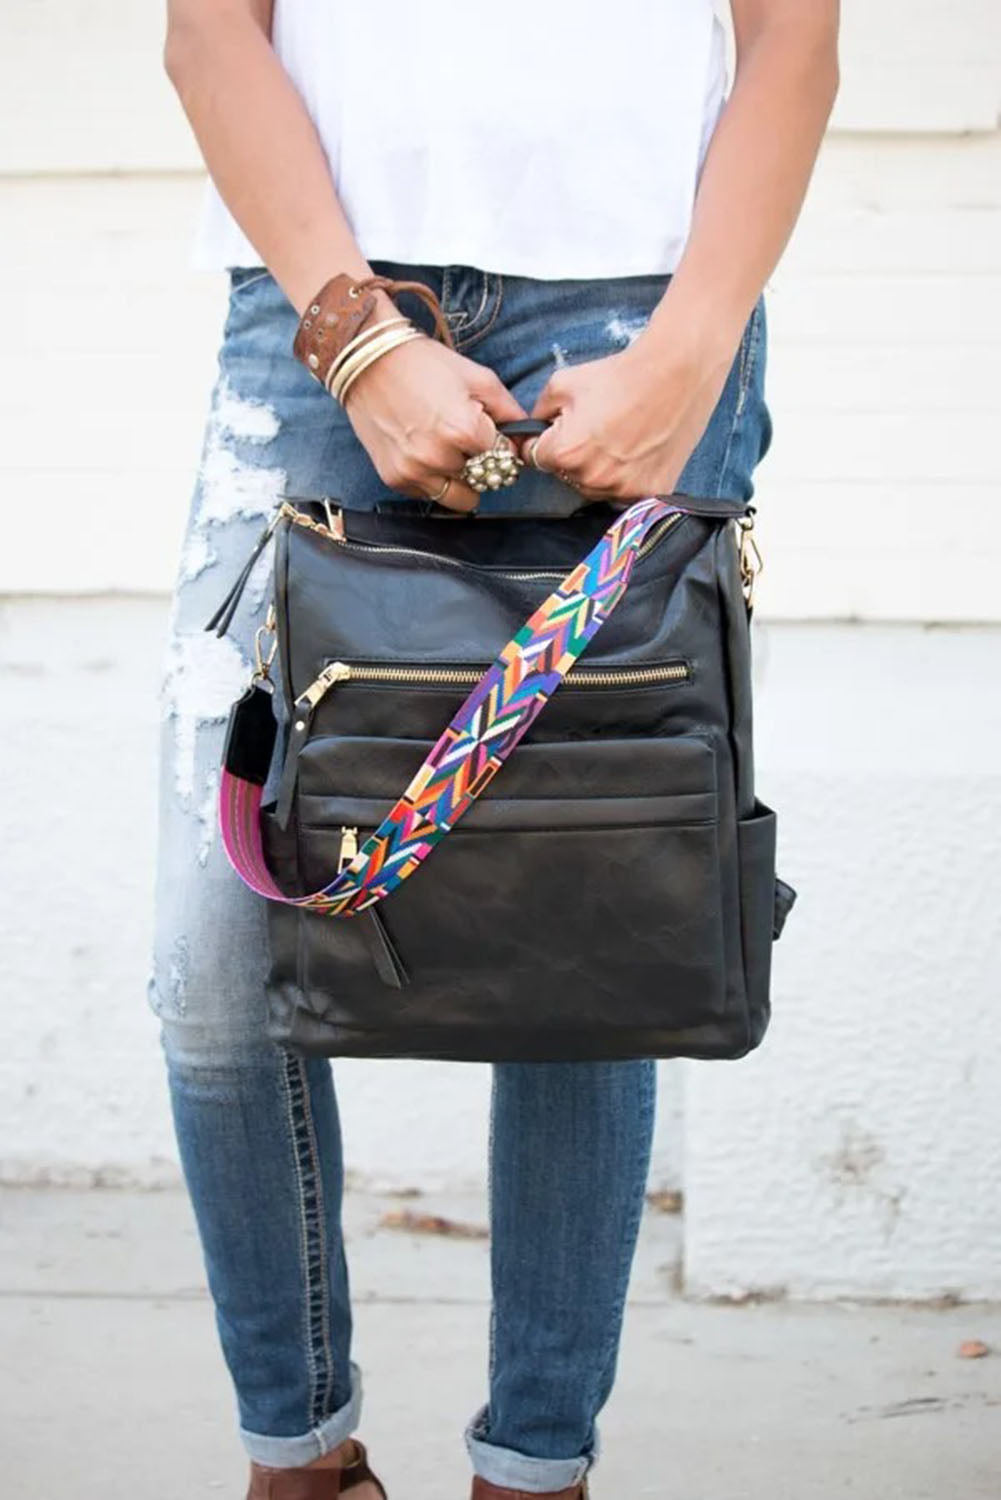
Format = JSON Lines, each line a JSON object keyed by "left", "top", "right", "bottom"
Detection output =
{"left": 219, "top": 496, "right": 679, "bottom": 917}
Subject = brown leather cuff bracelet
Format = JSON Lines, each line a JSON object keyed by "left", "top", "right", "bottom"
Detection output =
{"left": 293, "top": 273, "right": 454, "bottom": 387}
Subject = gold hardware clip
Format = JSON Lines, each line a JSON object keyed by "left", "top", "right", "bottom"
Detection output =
{"left": 322, "top": 499, "right": 346, "bottom": 541}
{"left": 278, "top": 500, "right": 346, "bottom": 544}
{"left": 736, "top": 516, "right": 763, "bottom": 609}
{"left": 253, "top": 602, "right": 278, "bottom": 682}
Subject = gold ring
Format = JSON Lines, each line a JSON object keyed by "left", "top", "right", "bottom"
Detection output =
{"left": 461, "top": 436, "right": 523, "bottom": 494}
{"left": 428, "top": 476, "right": 453, "bottom": 503}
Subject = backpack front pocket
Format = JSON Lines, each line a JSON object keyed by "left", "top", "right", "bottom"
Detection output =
{"left": 265, "top": 733, "right": 735, "bottom": 1054}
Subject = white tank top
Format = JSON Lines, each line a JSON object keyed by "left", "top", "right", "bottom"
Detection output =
{"left": 194, "top": 0, "right": 728, "bottom": 280}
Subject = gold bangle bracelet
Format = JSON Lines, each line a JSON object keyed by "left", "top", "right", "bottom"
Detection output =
{"left": 322, "top": 317, "right": 411, "bottom": 392}
{"left": 327, "top": 325, "right": 419, "bottom": 397}
{"left": 336, "top": 329, "right": 424, "bottom": 405}
{"left": 332, "top": 328, "right": 424, "bottom": 405}
{"left": 329, "top": 326, "right": 421, "bottom": 402}
{"left": 323, "top": 317, "right": 410, "bottom": 392}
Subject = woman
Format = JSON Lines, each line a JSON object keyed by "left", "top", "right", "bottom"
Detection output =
{"left": 157, "top": 3, "right": 838, "bottom": 1496}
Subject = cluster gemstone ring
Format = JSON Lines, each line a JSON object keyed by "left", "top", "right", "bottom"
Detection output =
{"left": 460, "top": 435, "right": 523, "bottom": 494}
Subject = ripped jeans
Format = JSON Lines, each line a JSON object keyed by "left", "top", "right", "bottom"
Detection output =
{"left": 150, "top": 263, "right": 770, "bottom": 1486}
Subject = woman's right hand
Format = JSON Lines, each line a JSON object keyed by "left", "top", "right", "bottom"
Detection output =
{"left": 343, "top": 305, "right": 527, "bottom": 512}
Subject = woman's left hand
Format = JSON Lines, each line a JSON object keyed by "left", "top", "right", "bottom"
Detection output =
{"left": 526, "top": 320, "right": 739, "bottom": 500}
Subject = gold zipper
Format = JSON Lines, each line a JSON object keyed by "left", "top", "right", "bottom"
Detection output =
{"left": 636, "top": 513, "right": 683, "bottom": 561}
{"left": 296, "top": 658, "right": 689, "bottom": 711}
{"left": 280, "top": 502, "right": 682, "bottom": 578}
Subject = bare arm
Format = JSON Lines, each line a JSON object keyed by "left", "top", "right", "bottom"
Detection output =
{"left": 165, "top": 0, "right": 524, "bottom": 509}
{"left": 532, "top": 0, "right": 840, "bottom": 496}
{"left": 165, "top": 0, "right": 371, "bottom": 312}
{"left": 649, "top": 0, "right": 840, "bottom": 359}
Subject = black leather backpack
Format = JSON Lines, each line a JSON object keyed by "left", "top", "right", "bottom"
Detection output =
{"left": 213, "top": 424, "right": 795, "bottom": 1062}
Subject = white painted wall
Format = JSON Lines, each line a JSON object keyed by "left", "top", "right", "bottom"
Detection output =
{"left": 687, "top": 623, "right": 1001, "bottom": 1301}
{"left": 1, "top": 1, "right": 1000, "bottom": 1297}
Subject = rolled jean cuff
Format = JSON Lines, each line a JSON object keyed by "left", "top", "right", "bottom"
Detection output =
{"left": 465, "top": 1407, "right": 594, "bottom": 1493}
{"left": 240, "top": 1362, "right": 363, "bottom": 1467}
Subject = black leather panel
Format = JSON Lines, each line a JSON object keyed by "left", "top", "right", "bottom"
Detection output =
{"left": 298, "top": 733, "right": 715, "bottom": 801}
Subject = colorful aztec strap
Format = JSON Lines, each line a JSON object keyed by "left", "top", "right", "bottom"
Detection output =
{"left": 219, "top": 496, "right": 680, "bottom": 918}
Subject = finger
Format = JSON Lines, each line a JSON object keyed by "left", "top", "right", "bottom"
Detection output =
{"left": 465, "top": 402, "right": 503, "bottom": 457}
{"left": 399, "top": 476, "right": 480, "bottom": 513}
{"left": 443, "top": 404, "right": 526, "bottom": 499}
{"left": 527, "top": 414, "right": 565, "bottom": 474}
{"left": 434, "top": 477, "right": 480, "bottom": 513}
{"left": 532, "top": 376, "right": 568, "bottom": 423}
{"left": 467, "top": 365, "right": 527, "bottom": 426}
{"left": 394, "top": 418, "right": 490, "bottom": 495}
{"left": 565, "top": 481, "right": 608, "bottom": 504}
{"left": 525, "top": 433, "right": 552, "bottom": 473}
{"left": 429, "top": 405, "right": 500, "bottom": 476}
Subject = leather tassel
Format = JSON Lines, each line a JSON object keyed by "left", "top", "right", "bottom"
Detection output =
{"left": 205, "top": 510, "right": 280, "bottom": 636}
{"left": 274, "top": 710, "right": 313, "bottom": 830}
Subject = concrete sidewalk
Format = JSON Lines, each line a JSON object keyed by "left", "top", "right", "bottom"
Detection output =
{"left": 1, "top": 1188, "right": 998, "bottom": 1500}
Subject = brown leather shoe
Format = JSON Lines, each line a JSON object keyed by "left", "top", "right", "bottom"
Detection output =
{"left": 247, "top": 1439, "right": 386, "bottom": 1499}
{"left": 470, "top": 1479, "right": 587, "bottom": 1500}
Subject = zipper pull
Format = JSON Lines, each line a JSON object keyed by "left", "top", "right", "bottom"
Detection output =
{"left": 338, "top": 826, "right": 359, "bottom": 874}
{"left": 295, "top": 660, "right": 352, "bottom": 711}
{"left": 275, "top": 662, "right": 353, "bottom": 831}
{"left": 205, "top": 507, "right": 283, "bottom": 637}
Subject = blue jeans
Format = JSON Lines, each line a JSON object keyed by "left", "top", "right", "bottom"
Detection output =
{"left": 150, "top": 263, "right": 769, "bottom": 1487}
